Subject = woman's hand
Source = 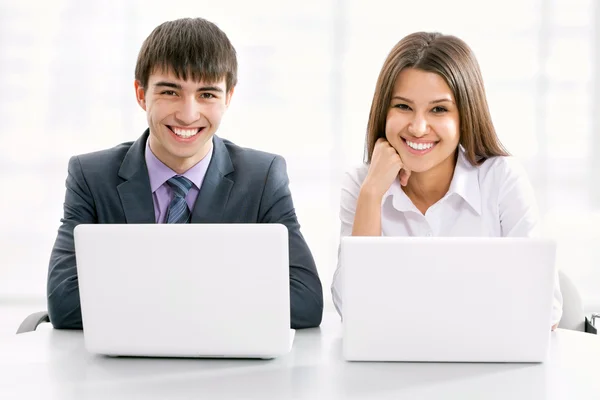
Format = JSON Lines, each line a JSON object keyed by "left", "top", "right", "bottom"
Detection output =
{"left": 362, "top": 138, "right": 411, "bottom": 200}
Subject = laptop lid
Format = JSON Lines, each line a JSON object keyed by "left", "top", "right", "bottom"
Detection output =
{"left": 74, "top": 223, "right": 291, "bottom": 359}
{"left": 341, "top": 236, "right": 556, "bottom": 362}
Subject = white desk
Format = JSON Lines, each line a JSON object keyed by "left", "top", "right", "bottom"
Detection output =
{"left": 1, "top": 312, "right": 599, "bottom": 399}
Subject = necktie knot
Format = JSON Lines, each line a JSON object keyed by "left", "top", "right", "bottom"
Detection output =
{"left": 165, "top": 176, "right": 193, "bottom": 224}
{"left": 167, "top": 176, "right": 193, "bottom": 199}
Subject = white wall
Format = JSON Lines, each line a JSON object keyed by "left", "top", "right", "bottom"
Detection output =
{"left": 0, "top": 0, "right": 598, "bottom": 312}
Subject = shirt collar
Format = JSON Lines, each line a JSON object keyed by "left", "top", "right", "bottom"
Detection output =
{"left": 449, "top": 146, "right": 481, "bottom": 215}
{"left": 382, "top": 178, "right": 416, "bottom": 213}
{"left": 144, "top": 138, "right": 213, "bottom": 193}
{"left": 382, "top": 146, "right": 481, "bottom": 215}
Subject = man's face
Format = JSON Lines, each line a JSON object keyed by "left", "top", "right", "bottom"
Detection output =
{"left": 135, "top": 69, "right": 233, "bottom": 173}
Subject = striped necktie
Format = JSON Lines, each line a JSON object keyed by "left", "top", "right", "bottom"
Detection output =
{"left": 165, "top": 176, "right": 193, "bottom": 223}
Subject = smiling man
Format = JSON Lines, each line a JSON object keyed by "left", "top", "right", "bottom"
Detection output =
{"left": 47, "top": 18, "right": 323, "bottom": 330}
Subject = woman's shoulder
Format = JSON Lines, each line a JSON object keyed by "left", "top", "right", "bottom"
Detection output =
{"left": 344, "top": 163, "right": 369, "bottom": 180}
{"left": 340, "top": 163, "right": 369, "bottom": 196}
{"left": 477, "top": 155, "right": 530, "bottom": 183}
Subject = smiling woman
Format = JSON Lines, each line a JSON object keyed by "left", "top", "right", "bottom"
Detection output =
{"left": 331, "top": 31, "right": 563, "bottom": 331}
{"left": 385, "top": 68, "right": 461, "bottom": 174}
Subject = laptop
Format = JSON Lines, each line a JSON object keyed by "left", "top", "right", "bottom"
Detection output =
{"left": 341, "top": 236, "right": 557, "bottom": 363}
{"left": 74, "top": 223, "right": 294, "bottom": 359}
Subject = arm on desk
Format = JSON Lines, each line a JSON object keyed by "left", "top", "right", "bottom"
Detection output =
{"left": 47, "top": 156, "right": 97, "bottom": 330}
{"left": 259, "top": 156, "right": 323, "bottom": 329}
{"left": 497, "top": 159, "right": 563, "bottom": 328}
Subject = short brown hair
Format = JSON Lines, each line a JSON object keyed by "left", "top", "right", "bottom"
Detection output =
{"left": 135, "top": 18, "right": 237, "bottom": 91}
{"left": 365, "top": 32, "right": 508, "bottom": 165}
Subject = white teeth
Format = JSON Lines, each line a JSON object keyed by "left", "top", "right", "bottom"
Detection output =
{"left": 406, "top": 140, "right": 434, "bottom": 151}
{"left": 172, "top": 127, "right": 200, "bottom": 138}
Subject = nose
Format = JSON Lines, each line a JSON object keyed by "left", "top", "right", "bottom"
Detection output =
{"left": 174, "top": 97, "right": 201, "bottom": 125}
{"left": 407, "top": 113, "right": 428, "bottom": 137}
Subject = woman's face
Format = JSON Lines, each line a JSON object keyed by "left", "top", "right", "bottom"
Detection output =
{"left": 385, "top": 68, "right": 460, "bottom": 173}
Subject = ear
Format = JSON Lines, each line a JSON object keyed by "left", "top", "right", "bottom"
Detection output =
{"left": 225, "top": 86, "right": 235, "bottom": 107}
{"left": 134, "top": 80, "right": 147, "bottom": 111}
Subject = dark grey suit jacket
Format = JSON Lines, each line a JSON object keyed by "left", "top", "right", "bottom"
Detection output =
{"left": 47, "top": 131, "right": 323, "bottom": 329}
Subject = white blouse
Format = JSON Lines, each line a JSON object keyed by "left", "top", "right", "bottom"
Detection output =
{"left": 331, "top": 148, "right": 563, "bottom": 326}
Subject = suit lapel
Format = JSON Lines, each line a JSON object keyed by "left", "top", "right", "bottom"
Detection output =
{"left": 191, "top": 135, "right": 234, "bottom": 223}
{"left": 117, "top": 130, "right": 156, "bottom": 223}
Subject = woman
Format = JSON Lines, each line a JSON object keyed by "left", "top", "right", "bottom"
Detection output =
{"left": 331, "top": 32, "right": 562, "bottom": 330}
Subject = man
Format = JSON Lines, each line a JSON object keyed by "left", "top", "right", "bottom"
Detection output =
{"left": 47, "top": 17, "right": 323, "bottom": 330}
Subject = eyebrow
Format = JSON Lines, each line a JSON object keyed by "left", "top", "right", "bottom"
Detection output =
{"left": 391, "top": 95, "right": 454, "bottom": 104}
{"left": 154, "top": 81, "right": 224, "bottom": 93}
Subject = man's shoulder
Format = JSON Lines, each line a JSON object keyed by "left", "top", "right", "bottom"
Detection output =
{"left": 67, "top": 140, "right": 137, "bottom": 186}
{"left": 74, "top": 140, "right": 134, "bottom": 167}
{"left": 220, "top": 137, "right": 282, "bottom": 171}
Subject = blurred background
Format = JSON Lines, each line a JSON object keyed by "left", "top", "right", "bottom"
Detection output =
{"left": 1, "top": 0, "right": 599, "bottom": 331}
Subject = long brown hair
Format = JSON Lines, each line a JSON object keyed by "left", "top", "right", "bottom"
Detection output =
{"left": 365, "top": 32, "right": 508, "bottom": 165}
